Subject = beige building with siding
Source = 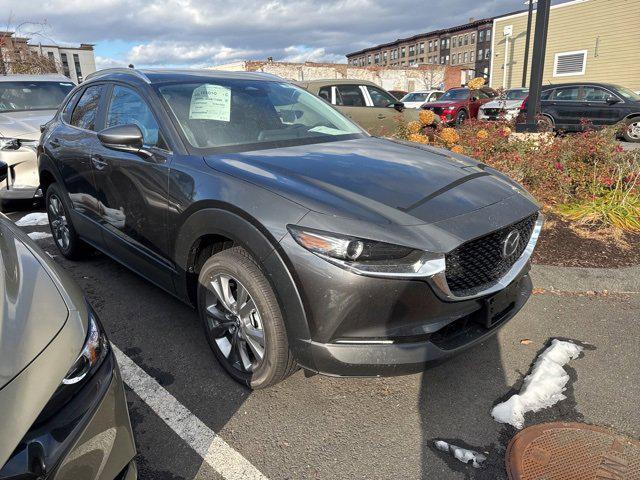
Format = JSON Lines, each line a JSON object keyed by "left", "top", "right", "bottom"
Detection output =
{"left": 490, "top": 0, "right": 640, "bottom": 92}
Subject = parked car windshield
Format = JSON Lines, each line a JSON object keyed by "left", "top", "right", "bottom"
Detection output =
{"left": 439, "top": 89, "right": 469, "bottom": 101}
{"left": 614, "top": 85, "right": 640, "bottom": 102}
{"left": 0, "top": 81, "right": 74, "bottom": 113}
{"left": 401, "top": 92, "right": 429, "bottom": 102}
{"left": 505, "top": 89, "right": 529, "bottom": 100}
{"left": 158, "top": 80, "right": 364, "bottom": 151}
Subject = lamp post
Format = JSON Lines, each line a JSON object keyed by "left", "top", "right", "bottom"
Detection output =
{"left": 517, "top": 0, "right": 551, "bottom": 133}
{"left": 522, "top": 0, "right": 537, "bottom": 87}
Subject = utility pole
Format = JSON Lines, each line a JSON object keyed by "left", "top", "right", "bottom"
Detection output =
{"left": 522, "top": 0, "right": 537, "bottom": 87}
{"left": 517, "top": 0, "right": 551, "bottom": 133}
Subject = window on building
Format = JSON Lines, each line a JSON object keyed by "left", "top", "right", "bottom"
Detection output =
{"left": 47, "top": 51, "right": 54, "bottom": 62}
{"left": 485, "top": 49, "right": 491, "bottom": 60}
{"left": 60, "top": 53, "right": 70, "bottom": 78}
{"left": 486, "top": 29, "right": 492, "bottom": 41}
{"left": 73, "top": 53, "right": 83, "bottom": 81}
{"left": 479, "top": 30, "right": 485, "bottom": 42}
{"left": 471, "top": 51, "right": 475, "bottom": 62}
{"left": 457, "top": 53, "right": 461, "bottom": 64}
{"left": 441, "top": 39, "right": 445, "bottom": 48}
{"left": 446, "top": 38, "right": 450, "bottom": 48}
{"left": 70, "top": 84, "right": 105, "bottom": 131}
{"left": 401, "top": 47, "right": 406, "bottom": 57}
{"left": 464, "top": 34, "right": 469, "bottom": 45}
{"left": 420, "top": 42, "right": 425, "bottom": 53}
{"left": 553, "top": 50, "right": 587, "bottom": 76}
{"left": 446, "top": 55, "right": 450, "bottom": 64}
{"left": 471, "top": 33, "right": 476, "bottom": 44}
{"left": 463, "top": 52, "right": 468, "bottom": 63}
{"left": 452, "top": 37, "right": 457, "bottom": 48}
{"left": 478, "top": 49, "right": 483, "bottom": 59}
{"left": 367, "top": 54, "right": 372, "bottom": 65}
{"left": 374, "top": 53, "right": 380, "bottom": 64}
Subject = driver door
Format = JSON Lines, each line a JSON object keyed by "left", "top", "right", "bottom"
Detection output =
{"left": 91, "top": 83, "right": 175, "bottom": 291}
{"left": 332, "top": 84, "right": 374, "bottom": 132}
{"left": 362, "top": 85, "right": 403, "bottom": 133}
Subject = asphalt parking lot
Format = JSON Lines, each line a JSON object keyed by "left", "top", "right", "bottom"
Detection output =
{"left": 7, "top": 211, "right": 640, "bottom": 480}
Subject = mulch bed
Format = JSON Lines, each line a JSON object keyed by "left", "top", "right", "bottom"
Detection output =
{"left": 531, "top": 213, "right": 640, "bottom": 268}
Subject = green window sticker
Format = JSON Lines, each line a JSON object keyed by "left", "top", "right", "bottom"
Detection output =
{"left": 189, "top": 84, "right": 231, "bottom": 121}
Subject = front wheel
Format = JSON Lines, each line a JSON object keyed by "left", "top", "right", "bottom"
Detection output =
{"left": 45, "top": 183, "right": 88, "bottom": 259}
{"left": 455, "top": 110, "right": 467, "bottom": 125}
{"left": 197, "top": 247, "right": 297, "bottom": 389}
{"left": 623, "top": 118, "right": 640, "bottom": 143}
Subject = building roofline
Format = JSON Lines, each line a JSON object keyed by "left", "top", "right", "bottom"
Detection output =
{"left": 345, "top": 10, "right": 525, "bottom": 58}
{"left": 494, "top": 0, "right": 589, "bottom": 22}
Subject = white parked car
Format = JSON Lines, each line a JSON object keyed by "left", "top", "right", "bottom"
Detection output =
{"left": 478, "top": 87, "right": 529, "bottom": 121}
{"left": 399, "top": 90, "right": 444, "bottom": 109}
{"left": 0, "top": 75, "right": 74, "bottom": 208}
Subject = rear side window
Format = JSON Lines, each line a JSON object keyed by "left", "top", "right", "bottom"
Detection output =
{"left": 541, "top": 90, "right": 552, "bottom": 101}
{"left": 335, "top": 85, "right": 366, "bottom": 107}
{"left": 71, "top": 85, "right": 105, "bottom": 131}
{"left": 550, "top": 87, "right": 580, "bottom": 101}
{"left": 62, "top": 89, "right": 82, "bottom": 123}
{"left": 106, "top": 86, "right": 160, "bottom": 147}
{"left": 318, "top": 86, "right": 332, "bottom": 103}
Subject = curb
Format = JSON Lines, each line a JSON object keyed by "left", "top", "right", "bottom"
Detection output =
{"left": 530, "top": 264, "right": 640, "bottom": 293}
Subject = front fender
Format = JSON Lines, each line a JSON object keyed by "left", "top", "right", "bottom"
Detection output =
{"left": 173, "top": 208, "right": 315, "bottom": 369}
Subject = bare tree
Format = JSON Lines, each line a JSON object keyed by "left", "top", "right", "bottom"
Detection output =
{"left": 0, "top": 17, "right": 59, "bottom": 75}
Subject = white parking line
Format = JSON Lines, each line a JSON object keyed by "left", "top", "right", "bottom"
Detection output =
{"left": 112, "top": 344, "right": 268, "bottom": 480}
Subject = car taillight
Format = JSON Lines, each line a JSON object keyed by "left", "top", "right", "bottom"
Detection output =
{"left": 520, "top": 96, "right": 528, "bottom": 111}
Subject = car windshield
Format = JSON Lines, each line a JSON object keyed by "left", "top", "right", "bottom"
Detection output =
{"left": 158, "top": 80, "right": 364, "bottom": 151}
{"left": 401, "top": 92, "right": 429, "bottom": 102}
{"left": 439, "top": 89, "right": 469, "bottom": 101}
{"left": 505, "top": 89, "right": 529, "bottom": 100}
{"left": 614, "top": 85, "right": 640, "bottom": 102}
{"left": 0, "top": 81, "right": 74, "bottom": 113}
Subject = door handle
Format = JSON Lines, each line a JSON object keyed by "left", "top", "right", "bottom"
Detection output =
{"left": 91, "top": 155, "right": 109, "bottom": 170}
{"left": 377, "top": 114, "right": 386, "bottom": 119}
{"left": 50, "top": 138, "right": 60, "bottom": 148}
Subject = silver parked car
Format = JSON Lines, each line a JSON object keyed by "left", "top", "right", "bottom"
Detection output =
{"left": 0, "top": 162, "right": 137, "bottom": 479}
{"left": 478, "top": 87, "right": 529, "bottom": 122}
{"left": 0, "top": 75, "right": 74, "bottom": 208}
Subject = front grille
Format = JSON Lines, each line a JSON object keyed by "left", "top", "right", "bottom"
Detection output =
{"left": 483, "top": 108, "right": 501, "bottom": 116}
{"left": 426, "top": 107, "right": 444, "bottom": 115}
{"left": 444, "top": 214, "right": 538, "bottom": 297}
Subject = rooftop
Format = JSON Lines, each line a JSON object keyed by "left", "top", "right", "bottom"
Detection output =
{"left": 85, "top": 68, "right": 284, "bottom": 84}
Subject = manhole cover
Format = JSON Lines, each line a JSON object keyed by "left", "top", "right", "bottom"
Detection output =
{"left": 506, "top": 422, "right": 640, "bottom": 480}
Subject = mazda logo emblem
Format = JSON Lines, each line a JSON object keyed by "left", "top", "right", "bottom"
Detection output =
{"left": 502, "top": 230, "right": 521, "bottom": 258}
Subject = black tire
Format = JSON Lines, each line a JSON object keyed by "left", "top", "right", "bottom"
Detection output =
{"left": 455, "top": 110, "right": 467, "bottom": 125}
{"left": 45, "top": 183, "right": 89, "bottom": 259}
{"left": 197, "top": 246, "right": 297, "bottom": 389}
{"left": 537, "top": 115, "right": 554, "bottom": 133}
{"left": 622, "top": 118, "right": 640, "bottom": 143}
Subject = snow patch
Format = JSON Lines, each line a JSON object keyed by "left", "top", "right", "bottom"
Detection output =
{"left": 491, "top": 339, "right": 583, "bottom": 429}
{"left": 434, "top": 440, "right": 486, "bottom": 468}
{"left": 15, "top": 212, "right": 49, "bottom": 227}
{"left": 27, "top": 231, "right": 53, "bottom": 241}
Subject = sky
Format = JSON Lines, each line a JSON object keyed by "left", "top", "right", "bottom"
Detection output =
{"left": 0, "top": 0, "right": 571, "bottom": 69}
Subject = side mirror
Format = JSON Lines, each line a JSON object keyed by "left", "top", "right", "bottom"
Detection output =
{"left": 392, "top": 102, "right": 405, "bottom": 112}
{"left": 606, "top": 97, "right": 620, "bottom": 105}
{"left": 0, "top": 160, "right": 7, "bottom": 183}
{"left": 98, "top": 124, "right": 144, "bottom": 153}
{"left": 471, "top": 96, "right": 479, "bottom": 102}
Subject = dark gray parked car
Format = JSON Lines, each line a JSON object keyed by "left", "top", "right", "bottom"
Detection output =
{"left": 0, "top": 161, "right": 136, "bottom": 479}
{"left": 38, "top": 68, "right": 542, "bottom": 389}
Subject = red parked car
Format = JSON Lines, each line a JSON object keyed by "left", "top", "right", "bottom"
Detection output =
{"left": 422, "top": 87, "right": 498, "bottom": 125}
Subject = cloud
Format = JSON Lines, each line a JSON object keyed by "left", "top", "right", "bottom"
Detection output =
{"left": 0, "top": 0, "right": 573, "bottom": 68}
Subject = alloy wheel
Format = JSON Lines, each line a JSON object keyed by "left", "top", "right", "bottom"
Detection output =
{"left": 627, "top": 121, "right": 640, "bottom": 141}
{"left": 205, "top": 274, "right": 265, "bottom": 373}
{"left": 48, "top": 194, "right": 71, "bottom": 251}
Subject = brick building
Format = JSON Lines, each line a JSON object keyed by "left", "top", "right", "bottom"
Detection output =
{"left": 346, "top": 16, "right": 506, "bottom": 85}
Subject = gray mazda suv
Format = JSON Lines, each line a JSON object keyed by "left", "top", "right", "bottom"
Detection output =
{"left": 39, "top": 68, "right": 542, "bottom": 388}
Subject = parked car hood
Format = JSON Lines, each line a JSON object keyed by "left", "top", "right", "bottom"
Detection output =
{"left": 0, "top": 109, "right": 56, "bottom": 140}
{"left": 204, "top": 137, "right": 522, "bottom": 226}
{"left": 0, "top": 218, "right": 70, "bottom": 390}
{"left": 424, "top": 100, "right": 464, "bottom": 109}
{"left": 481, "top": 99, "right": 523, "bottom": 110}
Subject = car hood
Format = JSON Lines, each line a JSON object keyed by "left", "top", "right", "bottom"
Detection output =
{"left": 204, "top": 137, "right": 523, "bottom": 226}
{"left": 423, "top": 100, "right": 464, "bottom": 109}
{"left": 482, "top": 99, "right": 523, "bottom": 110}
{"left": 0, "top": 219, "right": 70, "bottom": 390}
{"left": 0, "top": 109, "right": 56, "bottom": 140}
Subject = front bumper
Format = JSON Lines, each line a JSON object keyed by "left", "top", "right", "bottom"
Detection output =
{"left": 0, "top": 352, "right": 137, "bottom": 480}
{"left": 478, "top": 110, "right": 519, "bottom": 121}
{"left": 0, "top": 147, "right": 40, "bottom": 201}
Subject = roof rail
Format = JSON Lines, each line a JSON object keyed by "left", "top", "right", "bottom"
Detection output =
{"left": 84, "top": 68, "right": 151, "bottom": 83}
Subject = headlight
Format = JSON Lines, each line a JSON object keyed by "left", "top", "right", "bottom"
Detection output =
{"left": 288, "top": 226, "right": 445, "bottom": 278}
{"left": 0, "top": 137, "right": 21, "bottom": 151}
{"left": 446, "top": 106, "right": 456, "bottom": 111}
{"left": 34, "top": 306, "right": 109, "bottom": 423}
